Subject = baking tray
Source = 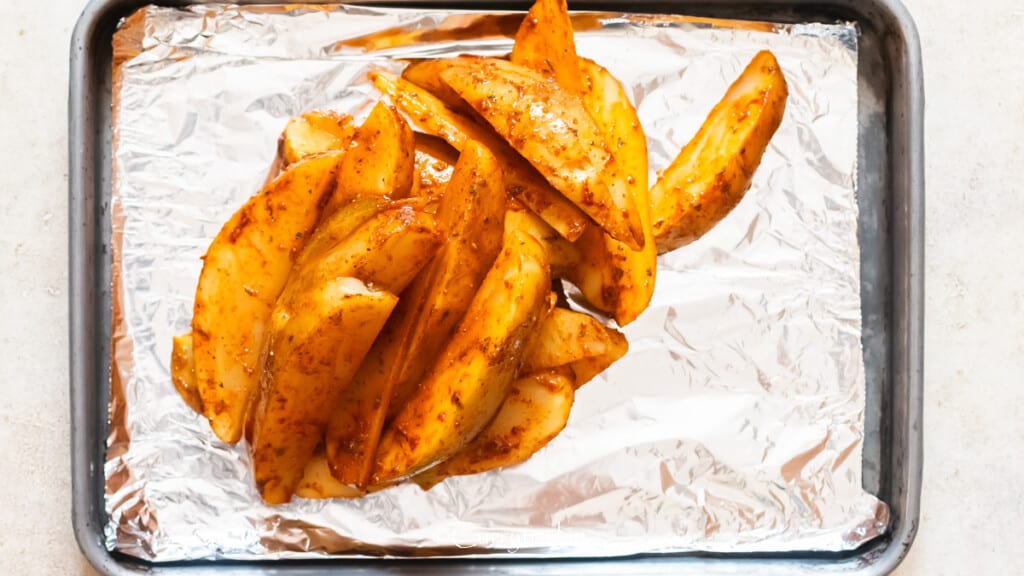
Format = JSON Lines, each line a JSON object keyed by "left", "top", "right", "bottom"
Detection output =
{"left": 68, "top": 0, "right": 923, "bottom": 573}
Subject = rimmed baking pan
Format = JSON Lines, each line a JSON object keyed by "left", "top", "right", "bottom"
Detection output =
{"left": 69, "top": 0, "right": 923, "bottom": 573}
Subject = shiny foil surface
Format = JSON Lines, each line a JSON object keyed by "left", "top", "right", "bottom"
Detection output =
{"left": 107, "top": 3, "right": 887, "bottom": 562}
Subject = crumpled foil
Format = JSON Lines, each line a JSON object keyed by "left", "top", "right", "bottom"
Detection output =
{"left": 106, "top": 3, "right": 888, "bottom": 562}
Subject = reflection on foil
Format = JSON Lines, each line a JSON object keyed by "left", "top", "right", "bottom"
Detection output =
{"left": 106, "top": 3, "right": 887, "bottom": 562}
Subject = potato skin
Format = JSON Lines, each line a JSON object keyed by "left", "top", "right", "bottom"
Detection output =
{"left": 192, "top": 151, "right": 342, "bottom": 444}
{"left": 650, "top": 50, "right": 788, "bottom": 254}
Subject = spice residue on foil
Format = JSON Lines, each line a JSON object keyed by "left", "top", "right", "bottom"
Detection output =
{"left": 107, "top": 3, "right": 887, "bottom": 561}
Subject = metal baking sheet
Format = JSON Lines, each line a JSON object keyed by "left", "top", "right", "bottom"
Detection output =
{"left": 110, "top": 2, "right": 879, "bottom": 561}
{"left": 69, "top": 0, "right": 923, "bottom": 574}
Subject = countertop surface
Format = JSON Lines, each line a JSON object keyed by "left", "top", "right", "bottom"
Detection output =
{"left": 0, "top": 0, "right": 1021, "bottom": 574}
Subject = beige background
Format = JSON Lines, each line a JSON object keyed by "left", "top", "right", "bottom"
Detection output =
{"left": 0, "top": 0, "right": 1020, "bottom": 573}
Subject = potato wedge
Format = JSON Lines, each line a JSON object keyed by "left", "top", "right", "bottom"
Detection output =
{"left": 251, "top": 278, "right": 398, "bottom": 504}
{"left": 373, "top": 228, "right": 551, "bottom": 483}
{"left": 411, "top": 132, "right": 458, "bottom": 199}
{"left": 282, "top": 110, "right": 355, "bottom": 166}
{"left": 650, "top": 50, "right": 788, "bottom": 253}
{"left": 170, "top": 332, "right": 202, "bottom": 414}
{"left": 504, "top": 207, "right": 579, "bottom": 279}
{"left": 192, "top": 151, "right": 342, "bottom": 444}
{"left": 252, "top": 206, "right": 441, "bottom": 503}
{"left": 371, "top": 70, "right": 589, "bottom": 241}
{"left": 296, "top": 197, "right": 391, "bottom": 268}
{"left": 289, "top": 207, "right": 443, "bottom": 298}
{"left": 511, "top": 0, "right": 582, "bottom": 94}
{"left": 567, "top": 57, "right": 656, "bottom": 325}
{"left": 324, "top": 101, "right": 415, "bottom": 216}
{"left": 326, "top": 141, "right": 506, "bottom": 487}
{"left": 441, "top": 58, "right": 645, "bottom": 249}
{"left": 414, "top": 368, "right": 575, "bottom": 490}
{"left": 384, "top": 146, "right": 506, "bottom": 421}
{"left": 522, "top": 307, "right": 629, "bottom": 388}
{"left": 402, "top": 59, "right": 476, "bottom": 116}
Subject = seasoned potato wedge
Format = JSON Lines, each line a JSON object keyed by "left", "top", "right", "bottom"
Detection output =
{"left": 373, "top": 228, "right": 551, "bottom": 483}
{"left": 650, "top": 50, "right": 788, "bottom": 253}
{"left": 504, "top": 207, "right": 579, "bottom": 279}
{"left": 383, "top": 146, "right": 506, "bottom": 421}
{"left": 252, "top": 206, "right": 441, "bottom": 504}
{"left": 509, "top": 17, "right": 655, "bottom": 324}
{"left": 170, "top": 332, "right": 202, "bottom": 414}
{"left": 282, "top": 110, "right": 355, "bottom": 166}
{"left": 325, "top": 101, "right": 415, "bottom": 216}
{"left": 192, "top": 151, "right": 342, "bottom": 444}
{"left": 251, "top": 278, "right": 398, "bottom": 504}
{"left": 568, "top": 57, "right": 656, "bottom": 325}
{"left": 289, "top": 207, "right": 442, "bottom": 298}
{"left": 326, "top": 141, "right": 506, "bottom": 487}
{"left": 402, "top": 59, "right": 476, "bottom": 116}
{"left": 412, "top": 132, "right": 458, "bottom": 199}
{"left": 441, "top": 58, "right": 645, "bottom": 249}
{"left": 370, "top": 70, "right": 589, "bottom": 241}
{"left": 296, "top": 197, "right": 391, "bottom": 268}
{"left": 522, "top": 307, "right": 629, "bottom": 387}
{"left": 511, "top": 0, "right": 582, "bottom": 93}
{"left": 501, "top": 165, "right": 588, "bottom": 243}
{"left": 414, "top": 368, "right": 575, "bottom": 490}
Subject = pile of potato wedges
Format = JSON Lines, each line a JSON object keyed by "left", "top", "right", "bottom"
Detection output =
{"left": 169, "top": 0, "right": 789, "bottom": 504}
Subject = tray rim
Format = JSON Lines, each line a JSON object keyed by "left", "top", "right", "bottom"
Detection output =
{"left": 68, "top": 1, "right": 923, "bottom": 574}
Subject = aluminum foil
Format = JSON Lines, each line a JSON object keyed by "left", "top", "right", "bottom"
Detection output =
{"left": 107, "top": 3, "right": 887, "bottom": 562}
